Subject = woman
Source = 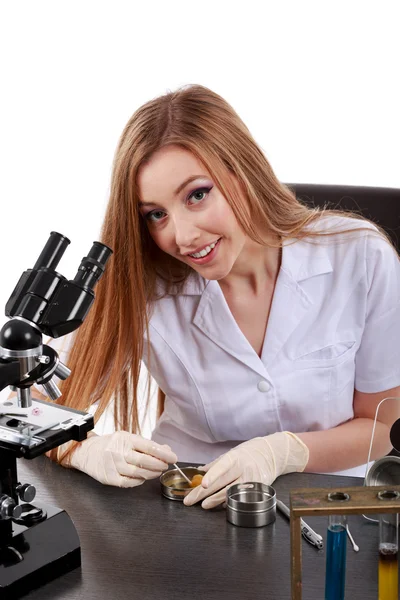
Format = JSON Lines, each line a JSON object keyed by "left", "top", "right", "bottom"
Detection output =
{"left": 44, "top": 84, "right": 400, "bottom": 509}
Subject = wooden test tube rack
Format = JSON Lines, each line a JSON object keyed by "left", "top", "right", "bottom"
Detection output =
{"left": 290, "top": 485, "right": 400, "bottom": 599}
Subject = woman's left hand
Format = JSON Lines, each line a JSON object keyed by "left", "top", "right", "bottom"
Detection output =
{"left": 183, "top": 432, "right": 309, "bottom": 509}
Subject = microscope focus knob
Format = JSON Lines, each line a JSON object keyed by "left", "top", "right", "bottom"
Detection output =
{"left": 0, "top": 495, "right": 23, "bottom": 520}
{"left": 16, "top": 483, "right": 36, "bottom": 503}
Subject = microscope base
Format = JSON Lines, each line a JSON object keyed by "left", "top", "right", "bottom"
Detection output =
{"left": 0, "top": 503, "right": 80, "bottom": 599}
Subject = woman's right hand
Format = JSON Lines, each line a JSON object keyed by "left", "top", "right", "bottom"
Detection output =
{"left": 62, "top": 431, "right": 178, "bottom": 487}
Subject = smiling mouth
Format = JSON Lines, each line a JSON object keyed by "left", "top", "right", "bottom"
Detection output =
{"left": 185, "top": 238, "right": 222, "bottom": 265}
{"left": 188, "top": 239, "right": 221, "bottom": 258}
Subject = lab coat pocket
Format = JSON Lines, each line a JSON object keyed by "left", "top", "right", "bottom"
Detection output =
{"left": 283, "top": 341, "right": 357, "bottom": 431}
{"left": 292, "top": 341, "right": 356, "bottom": 369}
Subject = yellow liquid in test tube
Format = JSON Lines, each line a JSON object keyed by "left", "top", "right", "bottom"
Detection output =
{"left": 378, "top": 545, "right": 398, "bottom": 600}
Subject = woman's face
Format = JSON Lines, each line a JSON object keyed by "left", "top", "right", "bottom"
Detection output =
{"left": 137, "top": 145, "right": 249, "bottom": 280}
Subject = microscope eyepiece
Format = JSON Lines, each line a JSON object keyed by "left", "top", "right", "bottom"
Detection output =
{"left": 73, "top": 242, "right": 113, "bottom": 290}
{"left": 32, "top": 232, "right": 71, "bottom": 271}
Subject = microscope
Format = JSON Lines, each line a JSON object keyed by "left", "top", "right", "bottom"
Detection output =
{"left": 0, "top": 231, "right": 112, "bottom": 598}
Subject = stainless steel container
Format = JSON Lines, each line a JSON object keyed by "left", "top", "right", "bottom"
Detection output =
{"left": 160, "top": 466, "right": 205, "bottom": 501}
{"left": 365, "top": 455, "right": 400, "bottom": 486}
{"left": 226, "top": 482, "right": 276, "bottom": 527}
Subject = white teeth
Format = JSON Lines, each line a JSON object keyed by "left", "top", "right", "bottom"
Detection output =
{"left": 189, "top": 240, "right": 218, "bottom": 259}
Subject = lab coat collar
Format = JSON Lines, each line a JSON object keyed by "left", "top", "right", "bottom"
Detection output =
{"left": 193, "top": 280, "right": 270, "bottom": 377}
{"left": 261, "top": 239, "right": 333, "bottom": 366}
{"left": 281, "top": 237, "right": 333, "bottom": 282}
{"left": 191, "top": 239, "right": 333, "bottom": 375}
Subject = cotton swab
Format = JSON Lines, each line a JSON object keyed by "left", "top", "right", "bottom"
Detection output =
{"left": 346, "top": 524, "right": 360, "bottom": 552}
{"left": 173, "top": 463, "right": 192, "bottom": 485}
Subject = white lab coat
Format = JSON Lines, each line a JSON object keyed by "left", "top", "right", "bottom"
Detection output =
{"left": 146, "top": 216, "right": 400, "bottom": 477}
{"left": 43, "top": 216, "right": 400, "bottom": 478}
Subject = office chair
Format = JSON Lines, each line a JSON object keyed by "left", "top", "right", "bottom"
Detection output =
{"left": 287, "top": 183, "right": 400, "bottom": 252}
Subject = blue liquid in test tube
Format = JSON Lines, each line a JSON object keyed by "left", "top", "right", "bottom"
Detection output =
{"left": 325, "top": 521, "right": 347, "bottom": 600}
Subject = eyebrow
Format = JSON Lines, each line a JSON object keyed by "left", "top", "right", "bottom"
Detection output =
{"left": 138, "top": 175, "right": 206, "bottom": 207}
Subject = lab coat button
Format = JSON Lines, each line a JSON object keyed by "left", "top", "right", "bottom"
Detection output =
{"left": 257, "top": 380, "right": 270, "bottom": 392}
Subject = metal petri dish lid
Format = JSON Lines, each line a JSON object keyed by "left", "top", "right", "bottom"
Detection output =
{"left": 227, "top": 482, "right": 276, "bottom": 513}
{"left": 365, "top": 456, "right": 400, "bottom": 487}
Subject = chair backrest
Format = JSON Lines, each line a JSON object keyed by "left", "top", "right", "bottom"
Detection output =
{"left": 286, "top": 183, "right": 400, "bottom": 252}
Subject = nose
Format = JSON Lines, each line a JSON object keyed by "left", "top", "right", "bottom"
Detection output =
{"left": 172, "top": 214, "right": 200, "bottom": 253}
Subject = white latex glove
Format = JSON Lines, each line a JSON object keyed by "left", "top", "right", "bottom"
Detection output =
{"left": 59, "top": 431, "right": 178, "bottom": 488}
{"left": 183, "top": 432, "right": 309, "bottom": 509}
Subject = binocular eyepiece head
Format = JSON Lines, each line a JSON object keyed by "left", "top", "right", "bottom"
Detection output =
{"left": 4, "top": 232, "right": 113, "bottom": 338}
{"left": 33, "top": 231, "right": 113, "bottom": 292}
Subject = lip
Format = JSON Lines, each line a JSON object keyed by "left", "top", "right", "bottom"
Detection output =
{"left": 183, "top": 238, "right": 221, "bottom": 256}
{"left": 185, "top": 238, "right": 221, "bottom": 266}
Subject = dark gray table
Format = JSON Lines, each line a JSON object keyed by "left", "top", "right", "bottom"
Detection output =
{"left": 15, "top": 457, "right": 381, "bottom": 600}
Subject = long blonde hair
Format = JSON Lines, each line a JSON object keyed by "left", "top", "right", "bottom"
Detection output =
{"left": 52, "top": 84, "right": 394, "bottom": 463}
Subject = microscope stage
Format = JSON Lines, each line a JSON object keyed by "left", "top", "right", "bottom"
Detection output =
{"left": 0, "top": 397, "right": 93, "bottom": 458}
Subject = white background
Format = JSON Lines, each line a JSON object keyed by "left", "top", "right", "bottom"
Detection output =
{"left": 1, "top": 1, "right": 399, "bottom": 433}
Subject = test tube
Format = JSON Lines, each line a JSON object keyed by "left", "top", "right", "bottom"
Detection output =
{"left": 325, "top": 492, "right": 349, "bottom": 600}
{"left": 378, "top": 491, "right": 399, "bottom": 600}
{"left": 325, "top": 514, "right": 347, "bottom": 599}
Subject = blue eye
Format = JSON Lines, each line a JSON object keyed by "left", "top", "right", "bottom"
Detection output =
{"left": 146, "top": 210, "right": 166, "bottom": 223}
{"left": 144, "top": 185, "right": 212, "bottom": 224}
{"left": 188, "top": 187, "right": 212, "bottom": 205}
